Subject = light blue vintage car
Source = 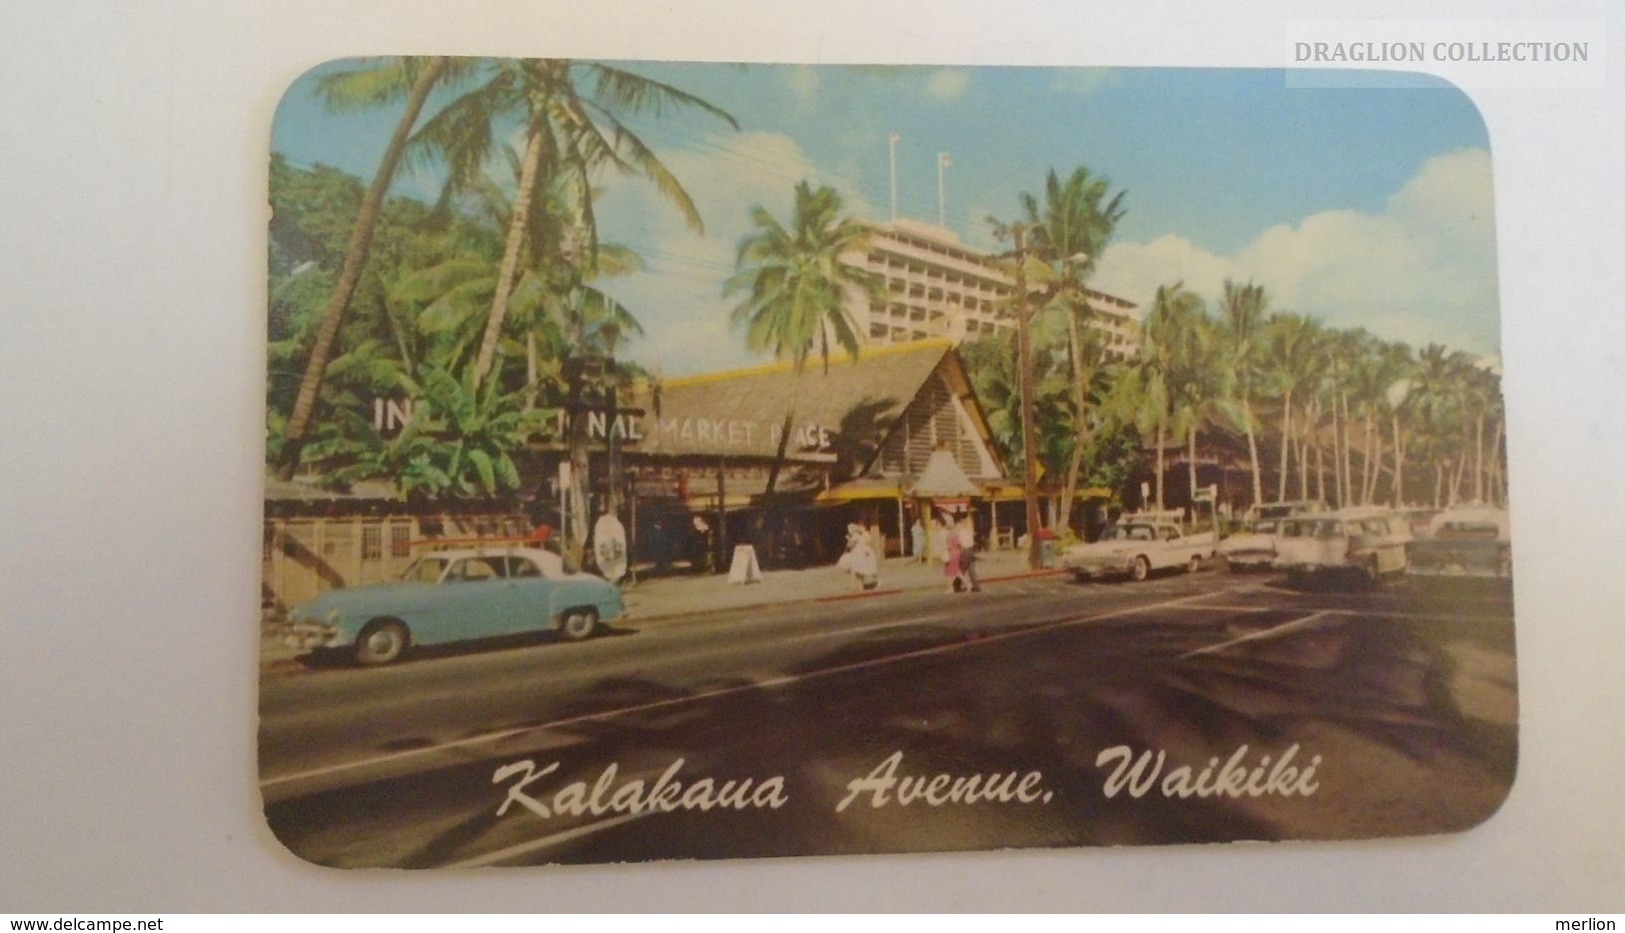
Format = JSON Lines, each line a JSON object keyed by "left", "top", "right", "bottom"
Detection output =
{"left": 287, "top": 547, "right": 625, "bottom": 666}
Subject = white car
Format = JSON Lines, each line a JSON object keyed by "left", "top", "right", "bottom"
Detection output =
{"left": 1408, "top": 506, "right": 1511, "bottom": 577}
{"left": 1063, "top": 521, "right": 1216, "bottom": 583}
{"left": 1216, "top": 501, "right": 1325, "bottom": 571}
{"left": 1273, "top": 508, "right": 1412, "bottom": 583}
{"left": 1215, "top": 518, "right": 1280, "bottom": 571}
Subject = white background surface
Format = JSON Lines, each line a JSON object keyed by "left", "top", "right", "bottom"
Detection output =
{"left": 1, "top": 0, "right": 1621, "bottom": 912}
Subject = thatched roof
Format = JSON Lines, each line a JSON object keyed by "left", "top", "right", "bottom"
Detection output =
{"left": 632, "top": 341, "right": 956, "bottom": 465}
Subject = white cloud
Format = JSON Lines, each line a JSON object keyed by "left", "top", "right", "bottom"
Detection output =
{"left": 925, "top": 69, "right": 971, "bottom": 100}
{"left": 1092, "top": 234, "right": 1234, "bottom": 310}
{"left": 1092, "top": 147, "right": 1500, "bottom": 358}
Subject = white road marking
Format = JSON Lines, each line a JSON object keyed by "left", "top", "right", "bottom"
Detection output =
{"left": 444, "top": 811, "right": 652, "bottom": 868}
{"left": 260, "top": 585, "right": 1246, "bottom": 791}
{"left": 1179, "top": 611, "right": 1333, "bottom": 660}
{"left": 781, "top": 613, "right": 954, "bottom": 644}
{"left": 1164, "top": 602, "right": 1505, "bottom": 624}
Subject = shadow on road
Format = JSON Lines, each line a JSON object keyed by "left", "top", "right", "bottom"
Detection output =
{"left": 264, "top": 580, "right": 1516, "bottom": 867}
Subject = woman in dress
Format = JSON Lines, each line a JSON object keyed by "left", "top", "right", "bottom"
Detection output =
{"left": 944, "top": 517, "right": 964, "bottom": 593}
{"left": 848, "top": 530, "right": 879, "bottom": 590}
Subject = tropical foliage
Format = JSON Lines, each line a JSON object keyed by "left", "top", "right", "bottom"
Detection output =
{"left": 268, "top": 58, "right": 734, "bottom": 522}
{"left": 271, "top": 64, "right": 1506, "bottom": 527}
{"left": 966, "top": 272, "right": 1507, "bottom": 520}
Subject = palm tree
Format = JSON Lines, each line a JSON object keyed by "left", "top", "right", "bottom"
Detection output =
{"left": 727, "top": 181, "right": 885, "bottom": 497}
{"left": 1260, "top": 312, "right": 1320, "bottom": 502}
{"left": 727, "top": 181, "right": 884, "bottom": 372}
{"left": 1343, "top": 336, "right": 1409, "bottom": 505}
{"left": 412, "top": 58, "right": 737, "bottom": 391}
{"left": 1215, "top": 280, "right": 1268, "bottom": 507}
{"left": 1019, "top": 166, "right": 1127, "bottom": 529}
{"left": 1409, "top": 343, "right": 1474, "bottom": 506}
{"left": 392, "top": 159, "right": 645, "bottom": 405}
{"left": 1137, "top": 283, "right": 1205, "bottom": 510}
{"left": 1166, "top": 309, "right": 1225, "bottom": 512}
{"left": 278, "top": 56, "right": 458, "bottom": 480}
{"left": 412, "top": 59, "right": 734, "bottom": 562}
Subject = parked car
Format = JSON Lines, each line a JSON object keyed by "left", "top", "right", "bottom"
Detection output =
{"left": 1407, "top": 506, "right": 1511, "bottom": 577}
{"left": 1215, "top": 518, "right": 1280, "bottom": 571}
{"left": 1252, "top": 499, "right": 1327, "bottom": 521}
{"left": 1273, "top": 507, "right": 1412, "bottom": 582}
{"left": 286, "top": 546, "right": 625, "bottom": 666}
{"left": 1216, "top": 500, "right": 1326, "bottom": 571}
{"left": 1062, "top": 520, "right": 1215, "bottom": 583}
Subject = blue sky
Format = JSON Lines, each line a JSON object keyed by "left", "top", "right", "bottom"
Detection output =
{"left": 272, "top": 60, "right": 1498, "bottom": 376}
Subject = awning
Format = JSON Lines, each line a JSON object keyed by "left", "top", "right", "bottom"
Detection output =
{"left": 981, "top": 485, "right": 1113, "bottom": 501}
{"left": 816, "top": 482, "right": 905, "bottom": 503}
{"left": 911, "top": 449, "right": 982, "bottom": 498}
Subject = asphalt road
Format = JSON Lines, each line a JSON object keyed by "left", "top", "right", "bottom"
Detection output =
{"left": 259, "top": 569, "right": 1517, "bottom": 868}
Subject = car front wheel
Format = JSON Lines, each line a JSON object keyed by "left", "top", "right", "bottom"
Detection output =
{"left": 1130, "top": 556, "right": 1151, "bottom": 582}
{"left": 559, "top": 608, "right": 600, "bottom": 642}
{"left": 354, "top": 619, "right": 409, "bottom": 666}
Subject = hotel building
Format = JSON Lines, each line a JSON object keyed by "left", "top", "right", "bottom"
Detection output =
{"left": 842, "top": 218, "right": 1139, "bottom": 358}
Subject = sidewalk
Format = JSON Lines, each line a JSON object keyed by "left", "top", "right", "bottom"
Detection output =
{"left": 260, "top": 548, "right": 1063, "bottom": 668}
{"left": 621, "top": 548, "right": 1057, "bottom": 623}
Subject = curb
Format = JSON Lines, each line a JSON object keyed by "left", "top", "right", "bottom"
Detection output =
{"left": 635, "top": 563, "right": 1068, "bottom": 622}
{"left": 980, "top": 567, "right": 1070, "bottom": 584}
{"left": 816, "top": 587, "right": 905, "bottom": 603}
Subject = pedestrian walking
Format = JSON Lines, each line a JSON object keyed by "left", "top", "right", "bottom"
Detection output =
{"left": 838, "top": 523, "right": 879, "bottom": 590}
{"left": 944, "top": 518, "right": 965, "bottom": 593}
{"left": 910, "top": 516, "right": 926, "bottom": 563}
{"left": 958, "top": 516, "right": 982, "bottom": 592}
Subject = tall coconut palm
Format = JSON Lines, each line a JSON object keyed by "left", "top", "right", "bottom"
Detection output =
{"left": 1325, "top": 328, "right": 1377, "bottom": 508}
{"left": 278, "top": 56, "right": 459, "bottom": 480}
{"left": 1137, "top": 283, "right": 1205, "bottom": 510}
{"left": 1381, "top": 341, "right": 1418, "bottom": 506}
{"left": 413, "top": 59, "right": 734, "bottom": 562}
{"left": 1165, "top": 308, "right": 1225, "bottom": 511}
{"left": 727, "top": 181, "right": 886, "bottom": 498}
{"left": 726, "top": 181, "right": 884, "bottom": 373}
{"left": 1409, "top": 343, "right": 1474, "bottom": 507}
{"left": 1019, "top": 166, "right": 1127, "bottom": 529}
{"left": 1344, "top": 336, "right": 1410, "bottom": 506}
{"left": 1261, "top": 312, "right": 1323, "bottom": 502}
{"left": 413, "top": 58, "right": 738, "bottom": 390}
{"left": 393, "top": 155, "right": 646, "bottom": 404}
{"left": 1215, "top": 280, "right": 1268, "bottom": 507}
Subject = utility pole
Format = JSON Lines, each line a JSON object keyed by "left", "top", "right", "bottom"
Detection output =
{"left": 937, "top": 152, "right": 951, "bottom": 228}
{"left": 1011, "top": 225, "right": 1044, "bottom": 572}
{"left": 889, "top": 132, "right": 901, "bottom": 222}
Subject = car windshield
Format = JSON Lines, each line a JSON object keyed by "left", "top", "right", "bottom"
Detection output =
{"left": 401, "top": 557, "right": 448, "bottom": 583}
{"left": 1281, "top": 519, "right": 1346, "bottom": 539}
{"left": 1438, "top": 521, "right": 1502, "bottom": 539}
{"left": 1101, "top": 524, "right": 1155, "bottom": 542}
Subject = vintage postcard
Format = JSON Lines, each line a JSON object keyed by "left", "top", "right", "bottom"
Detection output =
{"left": 260, "top": 59, "right": 1514, "bottom": 868}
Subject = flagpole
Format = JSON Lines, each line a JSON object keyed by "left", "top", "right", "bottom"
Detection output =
{"left": 937, "top": 151, "right": 951, "bottom": 227}
{"left": 889, "top": 132, "right": 900, "bottom": 221}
